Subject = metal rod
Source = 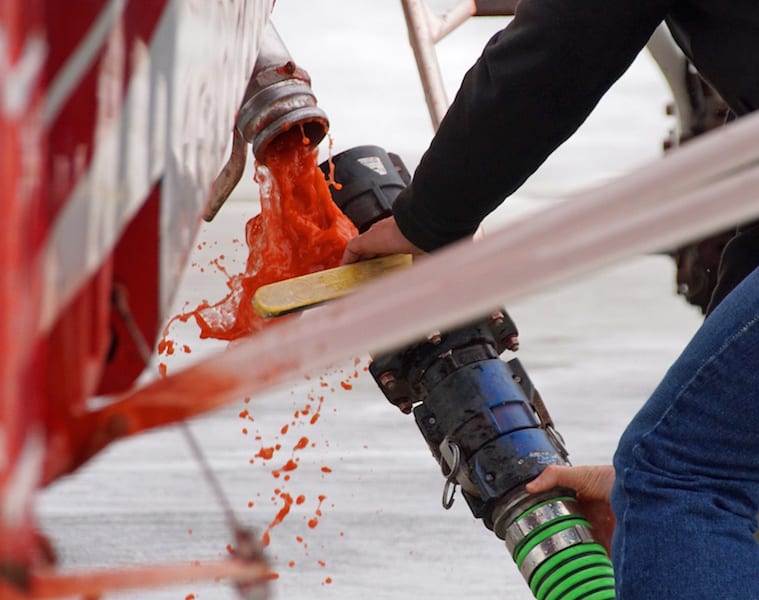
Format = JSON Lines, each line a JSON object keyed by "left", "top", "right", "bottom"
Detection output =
{"left": 399, "top": 0, "right": 517, "bottom": 129}
{"left": 111, "top": 286, "right": 241, "bottom": 534}
{"left": 28, "top": 560, "right": 270, "bottom": 599}
{"left": 645, "top": 24, "right": 694, "bottom": 140}
{"left": 179, "top": 422, "right": 242, "bottom": 530}
{"left": 433, "top": 1, "right": 476, "bottom": 42}
{"left": 401, "top": 0, "right": 451, "bottom": 128}
{"left": 205, "top": 129, "right": 248, "bottom": 222}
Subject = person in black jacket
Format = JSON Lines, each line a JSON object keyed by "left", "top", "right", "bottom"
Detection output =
{"left": 343, "top": 0, "right": 758, "bottom": 309}
{"left": 343, "top": 1, "right": 759, "bottom": 597}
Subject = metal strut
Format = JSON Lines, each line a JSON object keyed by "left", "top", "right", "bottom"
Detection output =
{"left": 111, "top": 286, "right": 269, "bottom": 599}
{"left": 400, "top": 0, "right": 712, "bottom": 141}
{"left": 399, "top": 0, "right": 518, "bottom": 129}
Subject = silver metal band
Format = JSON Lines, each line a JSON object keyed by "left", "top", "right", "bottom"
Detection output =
{"left": 503, "top": 499, "right": 580, "bottom": 552}
{"left": 518, "top": 524, "right": 595, "bottom": 581}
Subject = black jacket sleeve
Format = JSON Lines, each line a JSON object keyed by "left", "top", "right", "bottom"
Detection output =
{"left": 392, "top": 0, "right": 673, "bottom": 251}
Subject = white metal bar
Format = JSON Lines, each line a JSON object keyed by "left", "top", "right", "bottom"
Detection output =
{"left": 89, "top": 111, "right": 759, "bottom": 448}
{"left": 400, "top": 0, "right": 516, "bottom": 129}
{"left": 400, "top": 0, "right": 454, "bottom": 128}
{"left": 29, "top": 560, "right": 269, "bottom": 598}
{"left": 646, "top": 24, "right": 694, "bottom": 140}
{"left": 405, "top": 4, "right": 702, "bottom": 149}
{"left": 433, "top": 1, "right": 477, "bottom": 42}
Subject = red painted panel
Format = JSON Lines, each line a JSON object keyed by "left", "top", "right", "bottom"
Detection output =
{"left": 44, "top": 0, "right": 168, "bottom": 227}
{"left": 98, "top": 181, "right": 161, "bottom": 395}
{"left": 0, "top": 0, "right": 48, "bottom": 568}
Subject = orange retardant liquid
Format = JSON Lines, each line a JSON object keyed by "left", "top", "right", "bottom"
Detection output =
{"left": 152, "top": 134, "right": 361, "bottom": 582}
{"left": 192, "top": 129, "right": 356, "bottom": 340}
{"left": 261, "top": 491, "right": 295, "bottom": 547}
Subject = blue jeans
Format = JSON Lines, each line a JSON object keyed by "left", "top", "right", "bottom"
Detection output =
{"left": 611, "top": 266, "right": 759, "bottom": 599}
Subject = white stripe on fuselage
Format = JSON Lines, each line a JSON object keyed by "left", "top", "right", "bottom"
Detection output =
{"left": 43, "top": 0, "right": 127, "bottom": 127}
{"left": 0, "top": 30, "right": 46, "bottom": 118}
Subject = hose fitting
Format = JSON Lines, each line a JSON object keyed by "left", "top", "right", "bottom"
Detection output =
{"left": 322, "top": 146, "right": 618, "bottom": 598}
{"left": 237, "top": 23, "right": 328, "bottom": 162}
{"left": 370, "top": 317, "right": 616, "bottom": 599}
{"left": 206, "top": 22, "right": 329, "bottom": 221}
{"left": 495, "top": 489, "right": 616, "bottom": 599}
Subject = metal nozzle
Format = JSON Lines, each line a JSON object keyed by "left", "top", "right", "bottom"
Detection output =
{"left": 205, "top": 22, "right": 329, "bottom": 221}
{"left": 237, "top": 23, "right": 328, "bottom": 162}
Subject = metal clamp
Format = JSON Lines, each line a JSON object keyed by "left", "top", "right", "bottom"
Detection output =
{"left": 518, "top": 524, "right": 595, "bottom": 581}
{"left": 440, "top": 440, "right": 461, "bottom": 509}
{"left": 503, "top": 498, "right": 580, "bottom": 552}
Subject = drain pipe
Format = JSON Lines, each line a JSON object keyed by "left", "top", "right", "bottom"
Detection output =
{"left": 205, "top": 22, "right": 329, "bottom": 221}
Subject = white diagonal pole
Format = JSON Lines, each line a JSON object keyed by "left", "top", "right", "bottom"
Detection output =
{"left": 80, "top": 110, "right": 759, "bottom": 462}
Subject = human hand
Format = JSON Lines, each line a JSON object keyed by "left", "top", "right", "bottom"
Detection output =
{"left": 526, "top": 464, "right": 616, "bottom": 554}
{"left": 341, "top": 216, "right": 424, "bottom": 264}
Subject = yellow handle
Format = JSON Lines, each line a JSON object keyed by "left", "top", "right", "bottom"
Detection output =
{"left": 252, "top": 254, "right": 413, "bottom": 317}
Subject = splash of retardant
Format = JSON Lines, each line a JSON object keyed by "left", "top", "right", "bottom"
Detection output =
{"left": 193, "top": 129, "right": 356, "bottom": 340}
